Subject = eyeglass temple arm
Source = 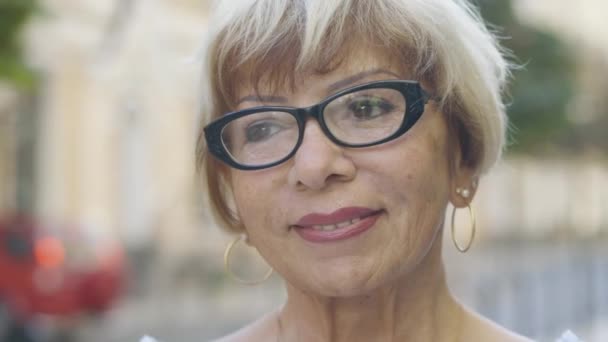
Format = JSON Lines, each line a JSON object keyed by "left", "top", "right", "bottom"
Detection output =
{"left": 421, "top": 89, "right": 440, "bottom": 104}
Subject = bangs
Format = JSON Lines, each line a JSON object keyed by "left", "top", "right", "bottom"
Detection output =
{"left": 209, "top": 0, "right": 437, "bottom": 114}
{"left": 199, "top": 0, "right": 513, "bottom": 232}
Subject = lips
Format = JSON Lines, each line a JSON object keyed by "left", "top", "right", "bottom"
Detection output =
{"left": 292, "top": 207, "right": 383, "bottom": 243}
{"left": 294, "top": 207, "right": 380, "bottom": 227}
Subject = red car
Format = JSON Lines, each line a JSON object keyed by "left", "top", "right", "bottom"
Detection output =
{"left": 0, "top": 213, "right": 126, "bottom": 340}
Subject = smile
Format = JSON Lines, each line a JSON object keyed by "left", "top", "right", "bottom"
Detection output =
{"left": 293, "top": 207, "right": 383, "bottom": 243}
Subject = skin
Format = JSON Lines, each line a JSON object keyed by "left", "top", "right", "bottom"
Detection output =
{"left": 215, "top": 50, "right": 531, "bottom": 342}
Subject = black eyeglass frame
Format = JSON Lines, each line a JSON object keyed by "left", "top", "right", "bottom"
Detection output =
{"left": 204, "top": 80, "right": 434, "bottom": 171}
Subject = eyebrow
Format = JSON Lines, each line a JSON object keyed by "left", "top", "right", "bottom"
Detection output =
{"left": 234, "top": 95, "right": 288, "bottom": 106}
{"left": 234, "top": 68, "right": 402, "bottom": 106}
{"left": 326, "top": 68, "right": 402, "bottom": 93}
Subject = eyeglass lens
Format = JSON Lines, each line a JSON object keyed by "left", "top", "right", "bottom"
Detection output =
{"left": 220, "top": 87, "right": 407, "bottom": 167}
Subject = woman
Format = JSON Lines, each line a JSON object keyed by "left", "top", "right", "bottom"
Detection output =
{"left": 196, "top": 0, "right": 528, "bottom": 341}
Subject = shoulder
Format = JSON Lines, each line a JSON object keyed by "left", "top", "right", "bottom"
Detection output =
{"left": 212, "top": 310, "right": 279, "bottom": 342}
{"left": 462, "top": 307, "right": 533, "bottom": 342}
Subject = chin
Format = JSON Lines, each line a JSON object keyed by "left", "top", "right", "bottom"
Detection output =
{"left": 306, "top": 259, "right": 390, "bottom": 298}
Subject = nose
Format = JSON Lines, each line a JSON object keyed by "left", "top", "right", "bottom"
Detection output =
{"left": 287, "top": 120, "right": 356, "bottom": 191}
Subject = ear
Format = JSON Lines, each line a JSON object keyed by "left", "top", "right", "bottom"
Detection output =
{"left": 449, "top": 147, "right": 479, "bottom": 209}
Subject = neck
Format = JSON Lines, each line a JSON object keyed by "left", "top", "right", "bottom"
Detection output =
{"left": 277, "top": 239, "right": 465, "bottom": 342}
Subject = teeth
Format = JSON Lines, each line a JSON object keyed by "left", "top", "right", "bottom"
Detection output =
{"left": 322, "top": 225, "right": 336, "bottom": 231}
{"left": 336, "top": 221, "right": 351, "bottom": 228}
{"left": 311, "top": 217, "right": 362, "bottom": 231}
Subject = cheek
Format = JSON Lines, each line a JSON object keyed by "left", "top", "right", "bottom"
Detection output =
{"left": 400, "top": 129, "right": 451, "bottom": 214}
{"left": 230, "top": 170, "right": 287, "bottom": 235}
{"left": 365, "top": 127, "right": 450, "bottom": 204}
{"left": 231, "top": 173, "right": 262, "bottom": 224}
{"left": 366, "top": 125, "right": 451, "bottom": 259}
{"left": 405, "top": 116, "right": 451, "bottom": 198}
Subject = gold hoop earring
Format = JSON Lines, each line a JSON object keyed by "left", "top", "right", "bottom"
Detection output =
{"left": 224, "top": 234, "right": 273, "bottom": 285}
{"left": 450, "top": 204, "right": 476, "bottom": 253}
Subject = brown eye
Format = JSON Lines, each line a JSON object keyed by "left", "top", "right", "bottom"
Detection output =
{"left": 245, "top": 121, "right": 284, "bottom": 142}
{"left": 347, "top": 97, "right": 396, "bottom": 120}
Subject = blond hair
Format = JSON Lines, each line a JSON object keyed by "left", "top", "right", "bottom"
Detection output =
{"left": 196, "top": 0, "right": 512, "bottom": 233}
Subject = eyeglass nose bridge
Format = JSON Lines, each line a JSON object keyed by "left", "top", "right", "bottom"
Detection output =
{"left": 296, "top": 102, "right": 325, "bottom": 123}
{"left": 293, "top": 102, "right": 339, "bottom": 146}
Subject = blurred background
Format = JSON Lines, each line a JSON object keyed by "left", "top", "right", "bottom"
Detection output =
{"left": 0, "top": 0, "right": 606, "bottom": 341}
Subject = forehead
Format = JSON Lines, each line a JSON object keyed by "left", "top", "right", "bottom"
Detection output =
{"left": 232, "top": 46, "right": 412, "bottom": 101}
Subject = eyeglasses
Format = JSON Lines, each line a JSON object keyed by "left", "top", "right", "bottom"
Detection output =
{"left": 204, "top": 80, "right": 433, "bottom": 170}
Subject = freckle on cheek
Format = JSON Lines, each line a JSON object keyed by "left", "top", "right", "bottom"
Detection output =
{"left": 407, "top": 174, "right": 413, "bottom": 181}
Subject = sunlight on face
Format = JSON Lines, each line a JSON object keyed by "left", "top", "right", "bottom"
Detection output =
{"left": 229, "top": 50, "right": 453, "bottom": 297}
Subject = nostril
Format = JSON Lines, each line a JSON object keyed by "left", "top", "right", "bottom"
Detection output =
{"left": 326, "top": 173, "right": 349, "bottom": 183}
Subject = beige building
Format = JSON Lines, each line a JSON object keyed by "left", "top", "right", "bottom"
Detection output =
{"left": 24, "top": 0, "right": 223, "bottom": 272}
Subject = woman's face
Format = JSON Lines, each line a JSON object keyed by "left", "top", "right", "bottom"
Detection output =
{"left": 228, "top": 51, "right": 456, "bottom": 297}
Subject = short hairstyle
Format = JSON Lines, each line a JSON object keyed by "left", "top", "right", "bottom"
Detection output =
{"left": 196, "top": 0, "right": 512, "bottom": 233}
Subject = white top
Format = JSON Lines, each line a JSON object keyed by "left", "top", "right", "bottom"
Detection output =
{"left": 140, "top": 336, "right": 159, "bottom": 342}
{"left": 556, "top": 330, "right": 584, "bottom": 342}
{"left": 140, "top": 330, "right": 583, "bottom": 342}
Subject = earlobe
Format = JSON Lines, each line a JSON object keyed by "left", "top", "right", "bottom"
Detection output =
{"left": 448, "top": 139, "right": 479, "bottom": 208}
{"left": 455, "top": 187, "right": 471, "bottom": 199}
{"left": 450, "top": 172, "right": 479, "bottom": 208}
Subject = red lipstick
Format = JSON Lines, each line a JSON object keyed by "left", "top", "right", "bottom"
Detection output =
{"left": 293, "top": 207, "right": 382, "bottom": 243}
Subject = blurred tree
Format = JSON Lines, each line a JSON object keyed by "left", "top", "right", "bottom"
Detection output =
{"left": 0, "top": 0, "right": 39, "bottom": 212}
{"left": 474, "top": 0, "right": 577, "bottom": 154}
{"left": 0, "top": 0, "right": 38, "bottom": 89}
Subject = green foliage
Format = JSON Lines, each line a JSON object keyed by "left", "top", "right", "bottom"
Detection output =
{"left": 0, "top": 0, "right": 39, "bottom": 89}
{"left": 475, "top": 0, "right": 576, "bottom": 154}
